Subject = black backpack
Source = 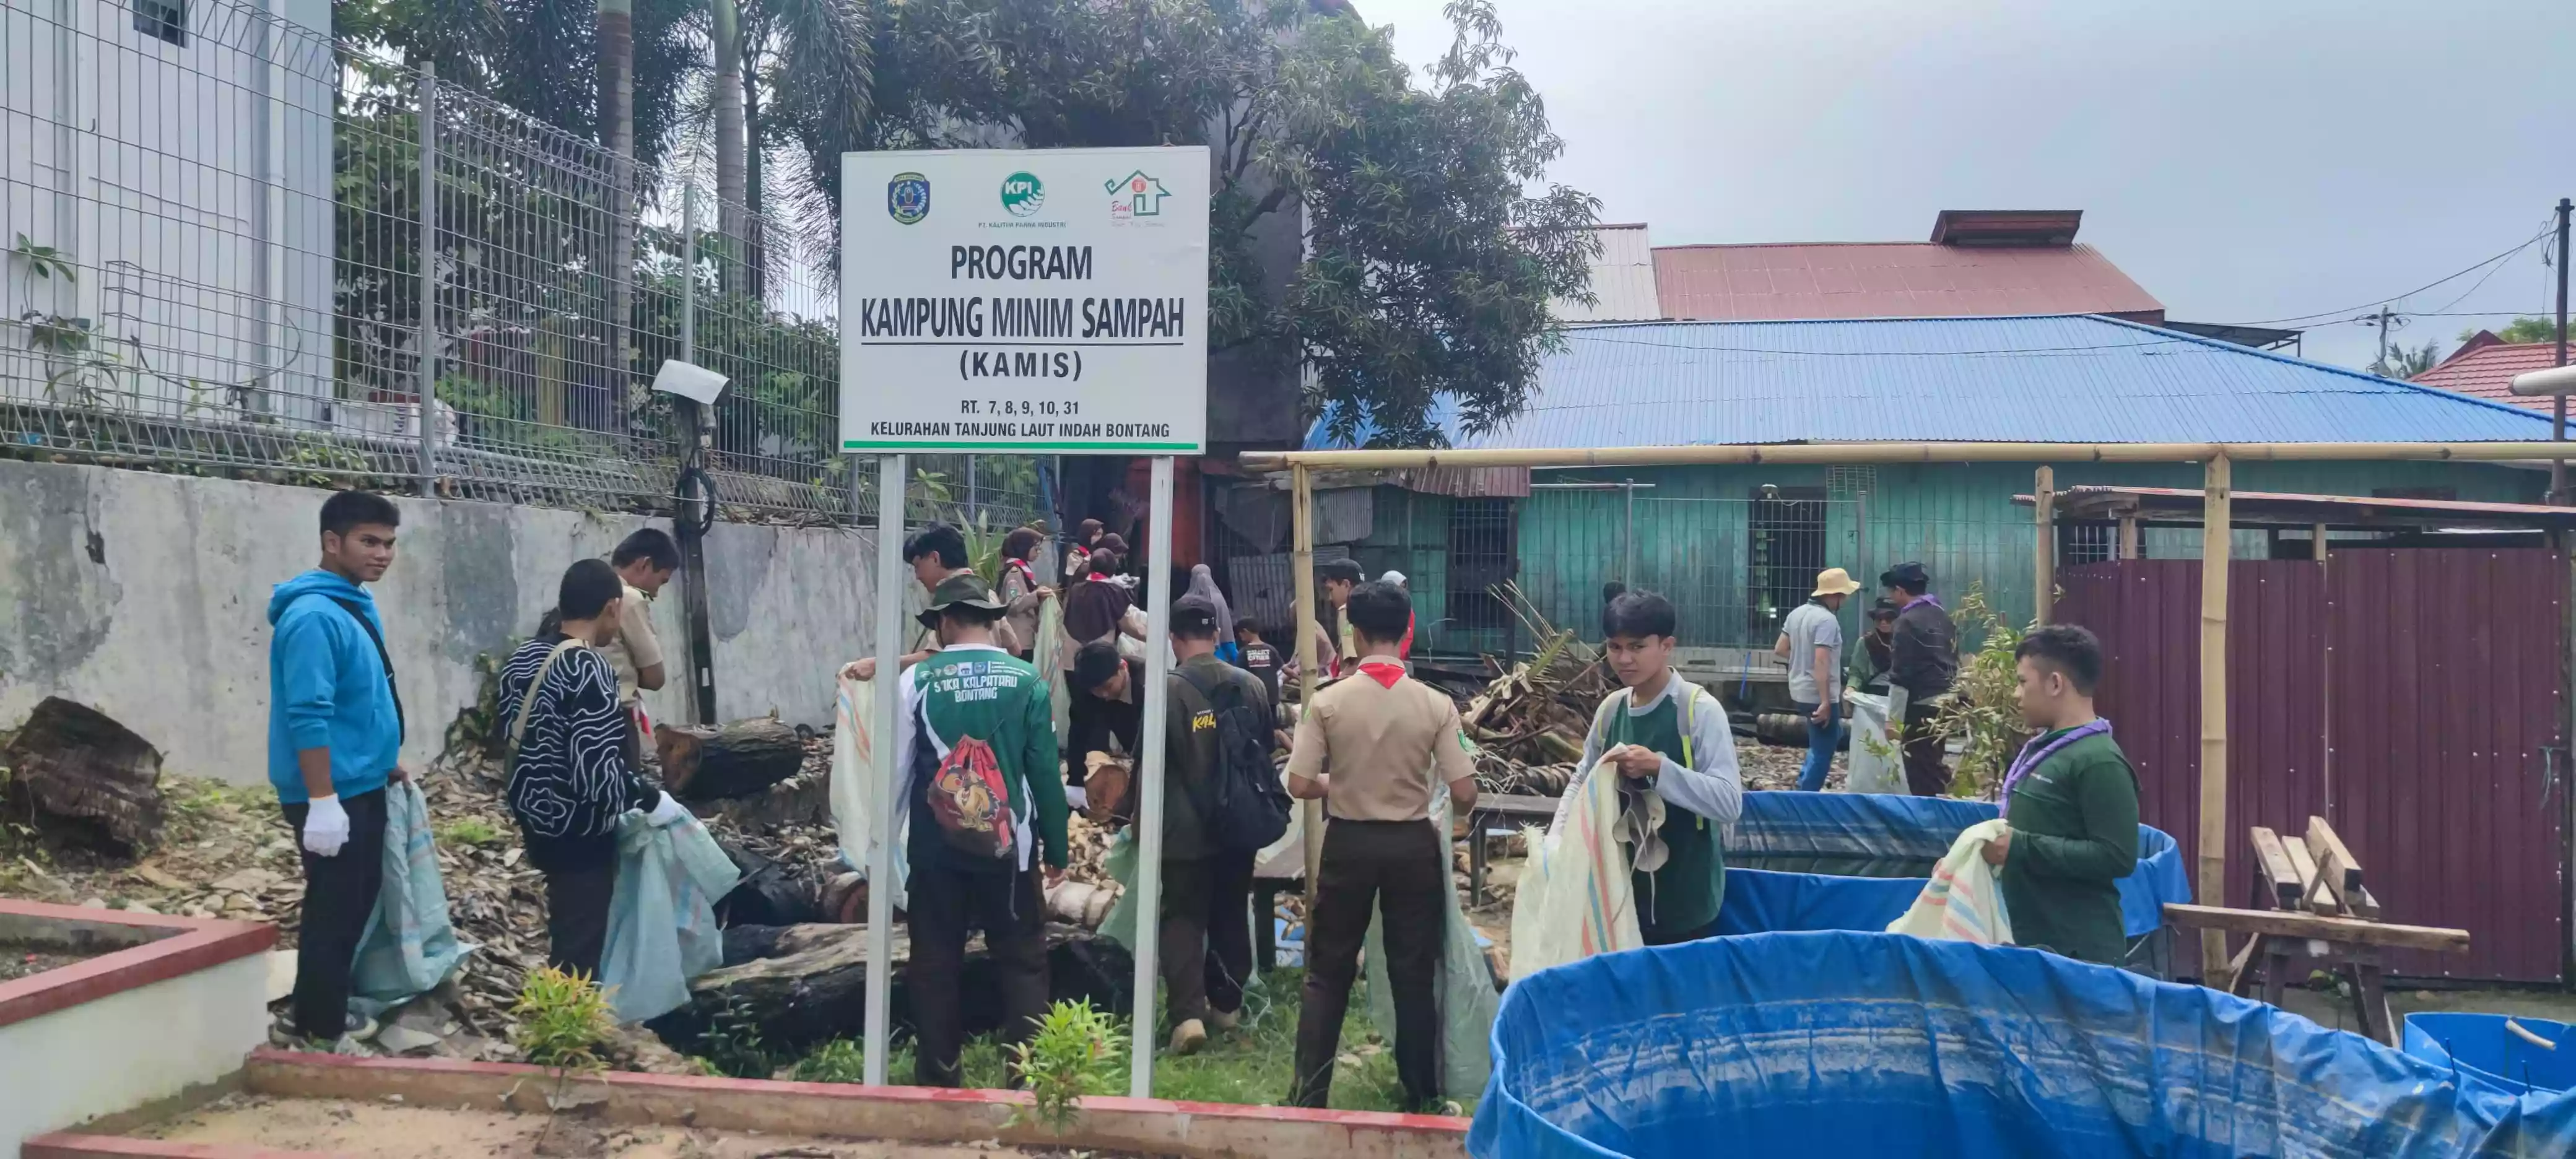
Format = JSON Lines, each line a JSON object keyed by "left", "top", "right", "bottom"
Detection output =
{"left": 1174, "top": 666, "right": 1289, "bottom": 853}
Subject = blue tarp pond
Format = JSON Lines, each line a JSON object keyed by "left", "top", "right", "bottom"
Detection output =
{"left": 1721, "top": 791, "right": 2190, "bottom": 952}
{"left": 1473, "top": 932, "right": 2576, "bottom": 1158}
{"left": 2406, "top": 1013, "right": 2576, "bottom": 1097}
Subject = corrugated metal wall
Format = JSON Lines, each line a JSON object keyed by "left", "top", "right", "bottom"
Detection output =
{"left": 2058, "top": 550, "right": 2566, "bottom": 983}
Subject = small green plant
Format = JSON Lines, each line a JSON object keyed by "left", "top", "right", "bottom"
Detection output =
{"left": 436, "top": 817, "right": 505, "bottom": 848}
{"left": 1925, "top": 583, "right": 2034, "bottom": 799}
{"left": 1007, "top": 1000, "right": 1124, "bottom": 1135}
{"left": 791, "top": 1037, "right": 868, "bottom": 1083}
{"left": 512, "top": 965, "right": 615, "bottom": 1073}
{"left": 695, "top": 991, "right": 774, "bottom": 1079}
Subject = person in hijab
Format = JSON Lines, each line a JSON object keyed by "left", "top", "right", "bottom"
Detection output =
{"left": 1185, "top": 564, "right": 1239, "bottom": 663}
{"left": 997, "top": 527, "right": 1051, "bottom": 660}
{"left": 1064, "top": 549, "right": 1148, "bottom": 651}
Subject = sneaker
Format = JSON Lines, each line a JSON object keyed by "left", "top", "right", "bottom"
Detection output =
{"left": 1167, "top": 1018, "right": 1208, "bottom": 1056}
{"left": 1206, "top": 1007, "right": 1241, "bottom": 1032}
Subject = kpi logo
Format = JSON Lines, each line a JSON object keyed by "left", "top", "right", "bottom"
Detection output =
{"left": 999, "top": 172, "right": 1046, "bottom": 218}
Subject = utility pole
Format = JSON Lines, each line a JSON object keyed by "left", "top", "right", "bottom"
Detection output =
{"left": 2554, "top": 197, "right": 2570, "bottom": 503}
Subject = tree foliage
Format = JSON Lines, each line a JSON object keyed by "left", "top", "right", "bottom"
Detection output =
{"left": 2461, "top": 316, "right": 2572, "bottom": 347}
{"left": 2371, "top": 339, "right": 2442, "bottom": 379}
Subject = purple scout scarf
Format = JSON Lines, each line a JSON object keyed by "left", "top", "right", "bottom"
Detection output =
{"left": 2001, "top": 718, "right": 2113, "bottom": 818}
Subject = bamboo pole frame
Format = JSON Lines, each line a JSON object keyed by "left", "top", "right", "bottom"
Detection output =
{"left": 1242, "top": 438, "right": 2555, "bottom": 989}
{"left": 2033, "top": 466, "right": 2056, "bottom": 624}
{"left": 2198, "top": 454, "right": 2234, "bottom": 983}
{"left": 1290, "top": 464, "right": 1325, "bottom": 901}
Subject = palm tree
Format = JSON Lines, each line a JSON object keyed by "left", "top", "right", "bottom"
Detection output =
{"left": 708, "top": 0, "right": 872, "bottom": 293}
{"left": 2372, "top": 339, "right": 2442, "bottom": 380}
{"left": 599, "top": 0, "right": 639, "bottom": 384}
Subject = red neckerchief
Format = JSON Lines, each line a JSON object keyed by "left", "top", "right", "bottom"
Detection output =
{"left": 1087, "top": 572, "right": 1113, "bottom": 583}
{"left": 1356, "top": 661, "right": 1406, "bottom": 689}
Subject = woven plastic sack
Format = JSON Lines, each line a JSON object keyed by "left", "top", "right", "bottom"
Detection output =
{"left": 1884, "top": 818, "right": 2014, "bottom": 945}
{"left": 1033, "top": 597, "right": 1071, "bottom": 744}
{"left": 1508, "top": 760, "right": 1642, "bottom": 978}
{"left": 601, "top": 809, "right": 741, "bottom": 1023}
{"left": 1363, "top": 780, "right": 1497, "bottom": 1100}
{"left": 1843, "top": 690, "right": 1905, "bottom": 794}
{"left": 832, "top": 674, "right": 908, "bottom": 909}
{"left": 1097, "top": 827, "right": 1141, "bottom": 951}
{"left": 349, "top": 779, "right": 473, "bottom": 1018}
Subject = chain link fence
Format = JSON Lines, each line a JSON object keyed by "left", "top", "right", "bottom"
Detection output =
{"left": 3, "top": 0, "right": 1050, "bottom": 527}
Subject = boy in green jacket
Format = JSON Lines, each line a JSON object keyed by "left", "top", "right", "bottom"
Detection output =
{"left": 1983, "top": 623, "right": 2140, "bottom": 965}
{"left": 892, "top": 573, "right": 1069, "bottom": 1087}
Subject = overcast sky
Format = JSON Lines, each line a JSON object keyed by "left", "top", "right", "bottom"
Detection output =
{"left": 1361, "top": 0, "right": 2576, "bottom": 371}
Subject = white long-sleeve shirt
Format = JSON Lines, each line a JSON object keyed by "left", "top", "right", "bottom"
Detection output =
{"left": 1578, "top": 672, "right": 1745, "bottom": 827}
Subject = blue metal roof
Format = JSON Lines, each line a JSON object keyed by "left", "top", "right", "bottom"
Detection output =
{"left": 1304, "top": 314, "right": 2554, "bottom": 450}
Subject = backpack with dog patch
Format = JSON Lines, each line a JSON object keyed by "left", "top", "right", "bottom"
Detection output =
{"left": 926, "top": 735, "right": 1016, "bottom": 861}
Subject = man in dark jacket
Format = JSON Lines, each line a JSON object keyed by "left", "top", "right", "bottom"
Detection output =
{"left": 1152, "top": 598, "right": 1274, "bottom": 1054}
{"left": 1881, "top": 563, "right": 1959, "bottom": 796}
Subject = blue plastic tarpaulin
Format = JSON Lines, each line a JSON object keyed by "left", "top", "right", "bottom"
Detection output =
{"left": 1726, "top": 791, "right": 2188, "bottom": 939}
{"left": 2405, "top": 1013, "right": 2576, "bottom": 1097}
{"left": 1473, "top": 932, "right": 2576, "bottom": 1158}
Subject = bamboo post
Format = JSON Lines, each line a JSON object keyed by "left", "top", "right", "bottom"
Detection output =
{"left": 1290, "top": 464, "right": 1324, "bottom": 902}
{"left": 2033, "top": 466, "right": 2055, "bottom": 623}
{"left": 2312, "top": 521, "right": 2328, "bottom": 562}
{"left": 2198, "top": 453, "right": 2233, "bottom": 983}
{"left": 2118, "top": 515, "right": 2139, "bottom": 561}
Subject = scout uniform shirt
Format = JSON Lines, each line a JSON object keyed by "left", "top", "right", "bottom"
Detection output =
{"left": 1579, "top": 674, "right": 1744, "bottom": 938}
{"left": 1999, "top": 726, "right": 2140, "bottom": 965}
{"left": 1284, "top": 656, "right": 1475, "bottom": 822}
{"left": 890, "top": 643, "right": 1069, "bottom": 874}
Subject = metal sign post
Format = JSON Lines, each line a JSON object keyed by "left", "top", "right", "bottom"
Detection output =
{"left": 838, "top": 145, "right": 1208, "bottom": 1096}
{"left": 861, "top": 450, "right": 906, "bottom": 1087}
{"left": 1127, "top": 455, "right": 1175, "bottom": 1096}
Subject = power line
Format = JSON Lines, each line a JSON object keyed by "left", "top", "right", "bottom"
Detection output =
{"left": 2224, "top": 224, "right": 2556, "bottom": 327}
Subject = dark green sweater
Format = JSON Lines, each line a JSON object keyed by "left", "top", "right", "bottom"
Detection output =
{"left": 2000, "top": 728, "right": 2139, "bottom": 965}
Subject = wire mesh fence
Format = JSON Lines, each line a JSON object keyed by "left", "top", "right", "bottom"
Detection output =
{"left": 2, "top": 0, "right": 1052, "bottom": 526}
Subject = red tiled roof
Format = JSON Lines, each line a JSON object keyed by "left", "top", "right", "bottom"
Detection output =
{"left": 1650, "top": 241, "right": 2164, "bottom": 323}
{"left": 2411, "top": 336, "right": 2567, "bottom": 410}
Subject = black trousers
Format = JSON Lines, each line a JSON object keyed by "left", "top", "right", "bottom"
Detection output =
{"left": 1292, "top": 818, "right": 1445, "bottom": 1111}
{"left": 907, "top": 855, "right": 1050, "bottom": 1087}
{"left": 544, "top": 861, "right": 619, "bottom": 980}
{"left": 1158, "top": 849, "right": 1256, "bottom": 1027}
{"left": 284, "top": 786, "right": 389, "bottom": 1041}
{"left": 1902, "top": 700, "right": 1952, "bottom": 797}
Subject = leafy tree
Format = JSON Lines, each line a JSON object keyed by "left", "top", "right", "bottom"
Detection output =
{"left": 2460, "top": 316, "right": 2572, "bottom": 346}
{"left": 2372, "top": 339, "right": 2442, "bottom": 379}
{"left": 775, "top": 0, "right": 1598, "bottom": 446}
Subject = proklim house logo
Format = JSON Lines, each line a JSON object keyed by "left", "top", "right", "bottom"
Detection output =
{"left": 886, "top": 173, "right": 930, "bottom": 224}
{"left": 1106, "top": 170, "right": 1171, "bottom": 225}
{"left": 999, "top": 171, "right": 1047, "bottom": 218}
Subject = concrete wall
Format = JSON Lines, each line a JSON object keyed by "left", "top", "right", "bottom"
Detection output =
{"left": 0, "top": 460, "right": 876, "bottom": 786}
{"left": 0, "top": 952, "right": 267, "bottom": 1148}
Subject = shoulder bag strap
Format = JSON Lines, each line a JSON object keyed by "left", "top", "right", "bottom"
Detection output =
{"left": 317, "top": 594, "right": 405, "bottom": 745}
{"left": 509, "top": 639, "right": 590, "bottom": 755}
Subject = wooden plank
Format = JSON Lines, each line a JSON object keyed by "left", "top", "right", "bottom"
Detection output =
{"left": 2248, "top": 827, "right": 2304, "bottom": 911}
{"left": 2162, "top": 903, "right": 2469, "bottom": 953}
{"left": 2305, "top": 815, "right": 2365, "bottom": 890}
{"left": 2279, "top": 839, "right": 2337, "bottom": 916}
{"left": 2346, "top": 884, "right": 2383, "bottom": 922}
{"left": 2222, "top": 932, "right": 2264, "bottom": 996}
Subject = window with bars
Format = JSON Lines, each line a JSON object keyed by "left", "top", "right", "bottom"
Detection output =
{"left": 1746, "top": 487, "right": 1828, "bottom": 636}
{"left": 2061, "top": 522, "right": 2115, "bottom": 565}
{"left": 133, "top": 0, "right": 188, "bottom": 45}
{"left": 1445, "top": 498, "right": 1516, "bottom": 635}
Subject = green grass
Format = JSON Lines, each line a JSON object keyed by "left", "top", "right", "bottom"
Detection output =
{"left": 772, "top": 968, "right": 1440, "bottom": 1114}
{"left": 434, "top": 817, "right": 506, "bottom": 849}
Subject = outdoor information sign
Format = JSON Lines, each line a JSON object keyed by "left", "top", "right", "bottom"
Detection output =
{"left": 839, "top": 146, "right": 1210, "bottom": 454}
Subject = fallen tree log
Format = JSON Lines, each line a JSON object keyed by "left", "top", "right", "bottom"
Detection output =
{"left": 657, "top": 718, "right": 805, "bottom": 802}
{"left": 655, "top": 921, "right": 1133, "bottom": 1056}
{"left": 2, "top": 697, "right": 165, "bottom": 853}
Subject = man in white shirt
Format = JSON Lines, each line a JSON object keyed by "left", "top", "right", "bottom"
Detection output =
{"left": 1775, "top": 567, "right": 1860, "bottom": 792}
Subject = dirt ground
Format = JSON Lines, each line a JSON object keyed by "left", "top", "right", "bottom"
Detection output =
{"left": 0, "top": 940, "right": 97, "bottom": 981}
{"left": 144, "top": 1094, "right": 1130, "bottom": 1158}
{"left": 2279, "top": 984, "right": 2576, "bottom": 1039}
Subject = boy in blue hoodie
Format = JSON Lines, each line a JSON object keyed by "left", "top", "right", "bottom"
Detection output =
{"left": 268, "top": 489, "right": 408, "bottom": 1044}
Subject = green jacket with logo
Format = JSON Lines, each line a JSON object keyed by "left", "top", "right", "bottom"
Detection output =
{"left": 2000, "top": 729, "right": 2139, "bottom": 965}
{"left": 897, "top": 644, "right": 1068, "bottom": 872}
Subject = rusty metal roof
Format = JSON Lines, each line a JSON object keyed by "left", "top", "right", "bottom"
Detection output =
{"left": 1651, "top": 241, "right": 2164, "bottom": 323}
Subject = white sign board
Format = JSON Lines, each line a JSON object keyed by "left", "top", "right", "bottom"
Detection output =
{"left": 838, "top": 147, "right": 1210, "bottom": 454}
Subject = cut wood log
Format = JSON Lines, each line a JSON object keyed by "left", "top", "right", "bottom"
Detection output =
{"left": 2247, "top": 827, "right": 2303, "bottom": 910}
{"left": 658, "top": 718, "right": 806, "bottom": 802}
{"left": 2162, "top": 903, "right": 2467, "bottom": 953}
{"left": 656, "top": 921, "right": 1132, "bottom": 1056}
{"left": 1, "top": 697, "right": 165, "bottom": 853}
{"left": 2304, "top": 816, "right": 2363, "bottom": 908}
{"left": 2279, "top": 839, "right": 2333, "bottom": 914}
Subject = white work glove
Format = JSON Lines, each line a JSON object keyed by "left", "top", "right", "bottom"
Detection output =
{"left": 647, "top": 791, "right": 692, "bottom": 828}
{"left": 302, "top": 794, "right": 350, "bottom": 857}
